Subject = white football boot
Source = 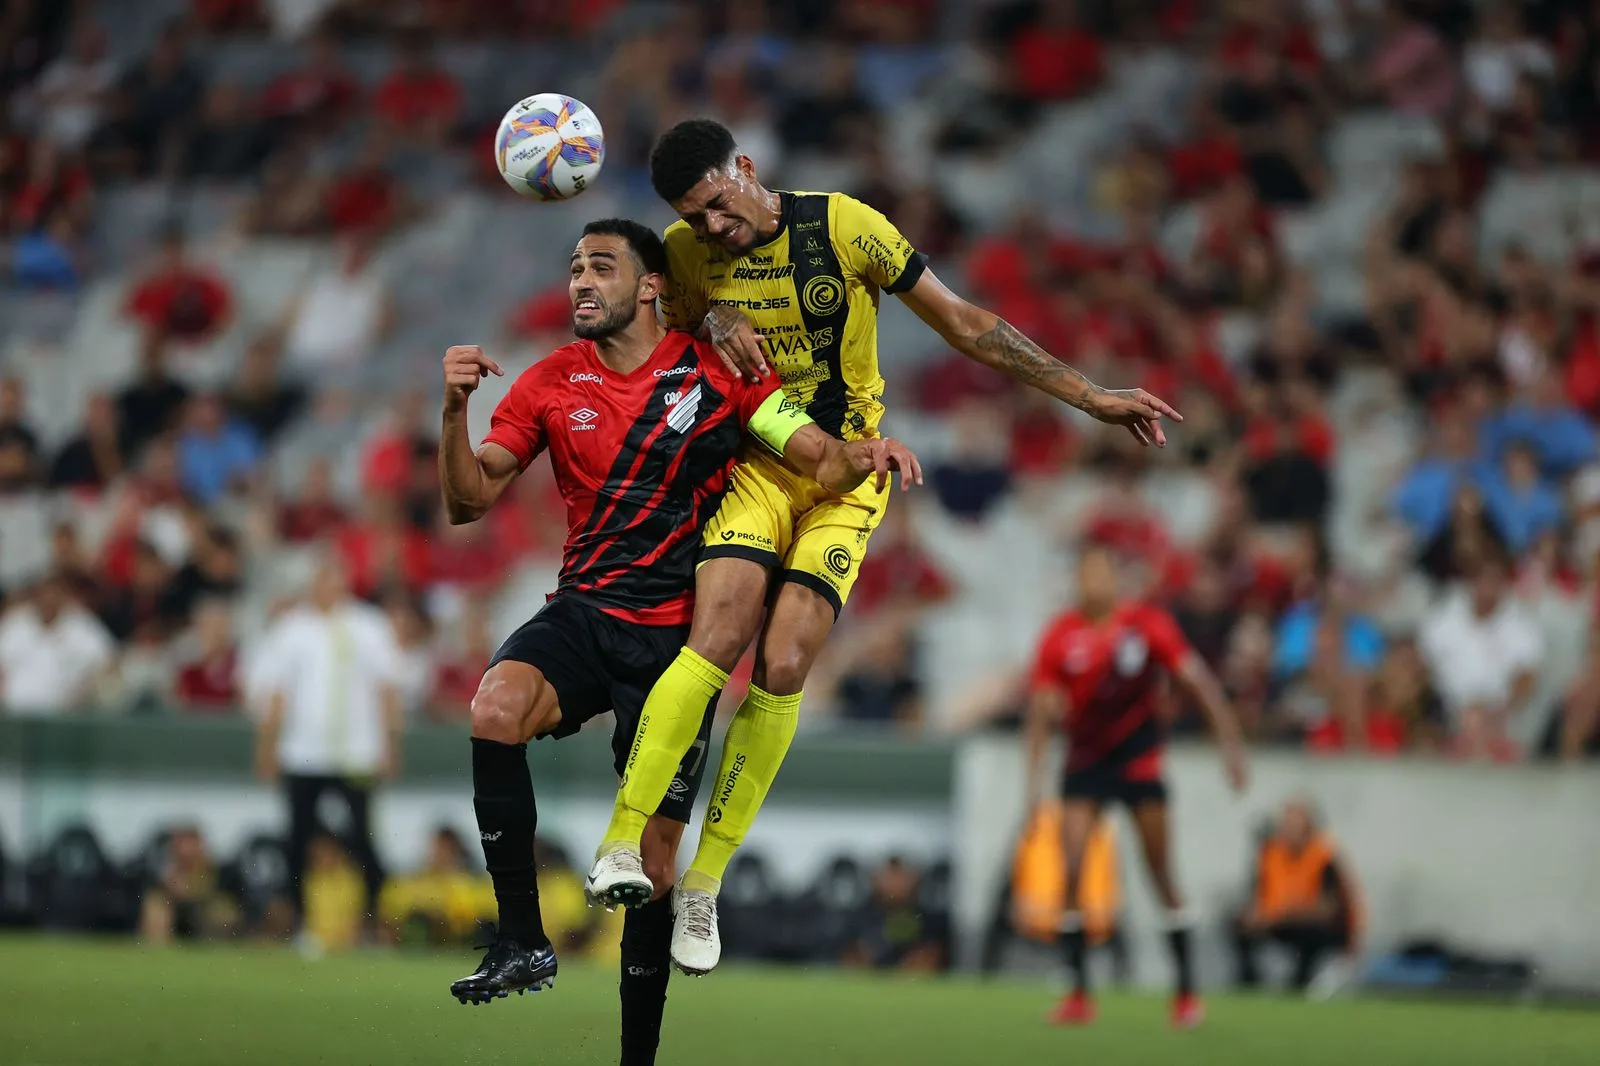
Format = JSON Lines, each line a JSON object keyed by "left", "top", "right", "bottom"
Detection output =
{"left": 670, "top": 883, "right": 722, "bottom": 975}
{"left": 584, "top": 847, "right": 654, "bottom": 909}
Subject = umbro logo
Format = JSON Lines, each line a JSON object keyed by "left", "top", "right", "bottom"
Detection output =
{"left": 569, "top": 407, "right": 598, "bottom": 431}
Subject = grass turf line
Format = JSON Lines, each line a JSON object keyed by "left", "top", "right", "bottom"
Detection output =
{"left": 1, "top": 937, "right": 1596, "bottom": 1066}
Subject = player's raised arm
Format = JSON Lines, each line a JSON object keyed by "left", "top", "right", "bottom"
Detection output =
{"left": 438, "top": 344, "right": 520, "bottom": 525}
{"left": 897, "top": 270, "right": 1182, "bottom": 447}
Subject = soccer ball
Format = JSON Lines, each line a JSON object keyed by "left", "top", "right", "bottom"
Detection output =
{"left": 494, "top": 93, "right": 605, "bottom": 201}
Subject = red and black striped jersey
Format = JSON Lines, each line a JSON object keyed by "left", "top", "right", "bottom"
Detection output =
{"left": 1029, "top": 602, "right": 1193, "bottom": 775}
{"left": 483, "top": 330, "right": 780, "bottom": 626}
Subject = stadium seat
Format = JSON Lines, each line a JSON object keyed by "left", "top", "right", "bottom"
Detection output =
{"left": 785, "top": 856, "right": 871, "bottom": 963}
{"left": 916, "top": 857, "right": 952, "bottom": 922}
{"left": 26, "top": 824, "right": 140, "bottom": 933}
{"left": 1107, "top": 49, "right": 1197, "bottom": 139}
{"left": 717, "top": 851, "right": 783, "bottom": 962}
{"left": 219, "top": 834, "right": 291, "bottom": 930}
{"left": 0, "top": 832, "right": 28, "bottom": 928}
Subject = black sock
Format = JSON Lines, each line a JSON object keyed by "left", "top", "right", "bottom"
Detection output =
{"left": 471, "top": 737, "right": 547, "bottom": 948}
{"left": 1167, "top": 923, "right": 1196, "bottom": 996}
{"left": 620, "top": 895, "right": 673, "bottom": 1066}
{"left": 1059, "top": 914, "right": 1089, "bottom": 995}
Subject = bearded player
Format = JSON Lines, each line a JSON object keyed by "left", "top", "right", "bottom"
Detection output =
{"left": 1025, "top": 544, "right": 1248, "bottom": 1029}
{"left": 441, "top": 218, "right": 917, "bottom": 1066}
{"left": 586, "top": 118, "right": 1184, "bottom": 976}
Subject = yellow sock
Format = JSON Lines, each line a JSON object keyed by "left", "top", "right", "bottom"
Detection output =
{"left": 600, "top": 647, "right": 728, "bottom": 855}
{"left": 684, "top": 685, "right": 802, "bottom": 893}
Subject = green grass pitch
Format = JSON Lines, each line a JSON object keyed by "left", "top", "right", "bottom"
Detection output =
{"left": 2, "top": 937, "right": 1597, "bottom": 1066}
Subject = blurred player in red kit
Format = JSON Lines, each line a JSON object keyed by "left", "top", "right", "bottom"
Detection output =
{"left": 1025, "top": 543, "right": 1248, "bottom": 1029}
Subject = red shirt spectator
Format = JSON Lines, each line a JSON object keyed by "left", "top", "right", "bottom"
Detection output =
{"left": 173, "top": 601, "right": 240, "bottom": 713}
{"left": 279, "top": 459, "right": 347, "bottom": 542}
{"left": 373, "top": 44, "right": 462, "bottom": 132}
{"left": 1214, "top": 16, "right": 1321, "bottom": 78}
{"left": 324, "top": 164, "right": 397, "bottom": 235}
{"left": 964, "top": 230, "right": 1036, "bottom": 304}
{"left": 337, "top": 502, "right": 432, "bottom": 597}
{"left": 1199, "top": 185, "right": 1278, "bottom": 271}
{"left": 191, "top": 0, "right": 261, "bottom": 32}
{"left": 1243, "top": 412, "right": 1335, "bottom": 465}
{"left": 428, "top": 598, "right": 498, "bottom": 718}
{"left": 430, "top": 658, "right": 481, "bottom": 717}
{"left": 10, "top": 143, "right": 92, "bottom": 232}
{"left": 1013, "top": 2, "right": 1104, "bottom": 101}
{"left": 1010, "top": 405, "right": 1076, "bottom": 477}
{"left": 912, "top": 350, "right": 1015, "bottom": 413}
{"left": 261, "top": 34, "right": 359, "bottom": 124}
{"left": 851, "top": 537, "right": 952, "bottom": 616}
{"left": 1085, "top": 501, "right": 1170, "bottom": 564}
{"left": 361, "top": 405, "right": 429, "bottom": 497}
{"left": 484, "top": 469, "right": 567, "bottom": 558}
{"left": 124, "top": 231, "right": 232, "bottom": 343}
{"left": 280, "top": 500, "right": 346, "bottom": 542}
{"left": 1565, "top": 314, "right": 1600, "bottom": 415}
{"left": 1168, "top": 134, "right": 1243, "bottom": 201}
{"left": 1306, "top": 710, "right": 1409, "bottom": 754}
{"left": 506, "top": 284, "right": 574, "bottom": 340}
{"left": 175, "top": 648, "right": 240, "bottom": 712}
{"left": 429, "top": 520, "right": 512, "bottom": 590}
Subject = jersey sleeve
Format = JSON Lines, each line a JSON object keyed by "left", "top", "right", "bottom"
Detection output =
{"left": 482, "top": 370, "right": 547, "bottom": 471}
{"left": 832, "top": 194, "right": 927, "bottom": 295}
{"left": 659, "top": 225, "right": 709, "bottom": 331}
{"left": 1143, "top": 608, "right": 1194, "bottom": 672}
{"left": 1028, "top": 619, "right": 1069, "bottom": 692}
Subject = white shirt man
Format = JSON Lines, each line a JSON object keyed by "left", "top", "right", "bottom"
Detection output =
{"left": 282, "top": 239, "right": 391, "bottom": 373}
{"left": 250, "top": 558, "right": 403, "bottom": 935}
{"left": 251, "top": 591, "right": 404, "bottom": 777}
{"left": 0, "top": 580, "right": 115, "bottom": 716}
{"left": 1419, "top": 557, "right": 1542, "bottom": 752}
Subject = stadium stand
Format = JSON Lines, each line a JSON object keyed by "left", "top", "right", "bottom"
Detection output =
{"left": 2, "top": 0, "right": 1599, "bottom": 768}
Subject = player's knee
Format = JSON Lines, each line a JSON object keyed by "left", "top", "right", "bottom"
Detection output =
{"left": 687, "top": 600, "right": 759, "bottom": 673}
{"left": 754, "top": 642, "right": 813, "bottom": 696}
{"left": 470, "top": 674, "right": 543, "bottom": 744}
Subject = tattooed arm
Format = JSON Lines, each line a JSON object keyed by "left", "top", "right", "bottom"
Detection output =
{"left": 897, "top": 268, "right": 1182, "bottom": 446}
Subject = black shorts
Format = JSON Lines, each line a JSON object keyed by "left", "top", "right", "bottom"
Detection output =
{"left": 1060, "top": 762, "right": 1168, "bottom": 807}
{"left": 490, "top": 595, "right": 716, "bottom": 824}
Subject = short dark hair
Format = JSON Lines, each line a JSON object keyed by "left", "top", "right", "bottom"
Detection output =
{"left": 580, "top": 218, "right": 668, "bottom": 277}
{"left": 649, "top": 119, "right": 736, "bottom": 202}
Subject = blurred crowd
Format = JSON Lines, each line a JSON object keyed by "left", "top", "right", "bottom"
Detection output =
{"left": 3, "top": 0, "right": 1600, "bottom": 763}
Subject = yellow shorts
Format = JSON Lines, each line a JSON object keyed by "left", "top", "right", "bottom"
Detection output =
{"left": 700, "top": 448, "right": 888, "bottom": 616}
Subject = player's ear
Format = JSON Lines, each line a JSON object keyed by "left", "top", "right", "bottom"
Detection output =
{"left": 734, "top": 154, "right": 757, "bottom": 184}
{"left": 637, "top": 270, "right": 664, "bottom": 305}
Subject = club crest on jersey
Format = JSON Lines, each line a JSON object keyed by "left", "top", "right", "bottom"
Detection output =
{"left": 664, "top": 384, "right": 702, "bottom": 434}
{"left": 1114, "top": 632, "right": 1148, "bottom": 677}
{"left": 569, "top": 407, "right": 599, "bottom": 431}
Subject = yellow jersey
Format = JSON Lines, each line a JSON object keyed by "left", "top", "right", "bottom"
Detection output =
{"left": 661, "top": 191, "right": 925, "bottom": 441}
